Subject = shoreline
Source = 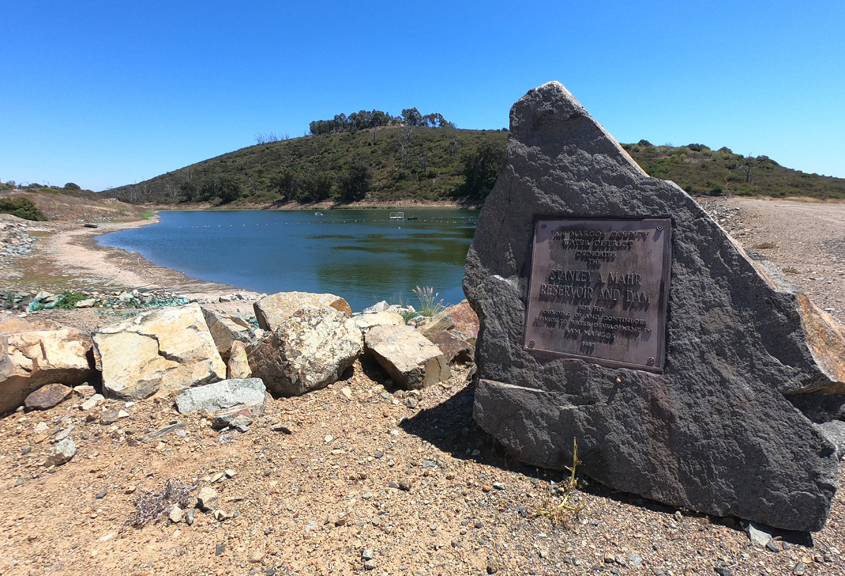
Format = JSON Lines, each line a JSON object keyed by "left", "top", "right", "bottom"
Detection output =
{"left": 6, "top": 216, "right": 259, "bottom": 314}
{"left": 142, "top": 198, "right": 483, "bottom": 212}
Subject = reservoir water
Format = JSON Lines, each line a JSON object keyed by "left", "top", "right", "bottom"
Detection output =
{"left": 97, "top": 209, "right": 478, "bottom": 311}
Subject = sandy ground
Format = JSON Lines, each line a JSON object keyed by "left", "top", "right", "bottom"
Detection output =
{"left": 1, "top": 198, "right": 845, "bottom": 575}
{"left": 713, "top": 198, "right": 845, "bottom": 326}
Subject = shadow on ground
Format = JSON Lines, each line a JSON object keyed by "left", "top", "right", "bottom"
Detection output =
{"left": 398, "top": 372, "right": 814, "bottom": 547}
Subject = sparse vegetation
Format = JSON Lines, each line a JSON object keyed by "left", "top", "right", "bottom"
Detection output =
{"left": 752, "top": 241, "right": 778, "bottom": 250}
{"left": 531, "top": 438, "right": 583, "bottom": 527}
{"left": 54, "top": 291, "right": 89, "bottom": 309}
{"left": 101, "top": 130, "right": 845, "bottom": 207}
{"left": 413, "top": 285, "right": 446, "bottom": 317}
{"left": 622, "top": 143, "right": 845, "bottom": 200}
{"left": 104, "top": 126, "right": 509, "bottom": 206}
{"left": 127, "top": 478, "right": 197, "bottom": 528}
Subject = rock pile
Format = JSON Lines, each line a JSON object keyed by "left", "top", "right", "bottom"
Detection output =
{"left": 0, "top": 219, "right": 37, "bottom": 263}
{"left": 2, "top": 288, "right": 192, "bottom": 312}
{"left": 1, "top": 291, "right": 477, "bottom": 416}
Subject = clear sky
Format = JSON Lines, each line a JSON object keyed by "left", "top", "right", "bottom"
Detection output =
{"left": 2, "top": 1, "right": 843, "bottom": 191}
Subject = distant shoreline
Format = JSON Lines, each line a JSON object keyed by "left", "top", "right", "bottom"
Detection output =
{"left": 140, "top": 199, "right": 484, "bottom": 212}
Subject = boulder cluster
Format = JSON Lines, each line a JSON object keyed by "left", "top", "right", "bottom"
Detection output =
{"left": 0, "top": 290, "right": 478, "bottom": 455}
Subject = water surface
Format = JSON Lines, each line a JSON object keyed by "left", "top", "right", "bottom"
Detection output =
{"left": 97, "top": 209, "right": 478, "bottom": 311}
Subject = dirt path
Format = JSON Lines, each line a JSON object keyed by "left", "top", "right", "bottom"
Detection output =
{"left": 699, "top": 197, "right": 845, "bottom": 326}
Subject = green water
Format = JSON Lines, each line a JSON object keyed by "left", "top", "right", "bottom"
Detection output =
{"left": 97, "top": 208, "right": 478, "bottom": 311}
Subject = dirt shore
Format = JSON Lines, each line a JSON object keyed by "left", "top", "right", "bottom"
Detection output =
{"left": 1, "top": 197, "right": 844, "bottom": 576}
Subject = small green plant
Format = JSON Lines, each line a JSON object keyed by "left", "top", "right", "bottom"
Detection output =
{"left": 139, "top": 210, "right": 155, "bottom": 219}
{"left": 413, "top": 285, "right": 445, "bottom": 317}
{"left": 54, "top": 291, "right": 89, "bottom": 309}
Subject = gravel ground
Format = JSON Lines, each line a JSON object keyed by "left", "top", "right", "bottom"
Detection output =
{"left": 2, "top": 360, "right": 842, "bottom": 576}
{"left": 1, "top": 197, "right": 845, "bottom": 575}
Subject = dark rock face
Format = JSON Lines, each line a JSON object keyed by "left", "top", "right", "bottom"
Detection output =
{"left": 24, "top": 383, "right": 72, "bottom": 410}
{"left": 464, "top": 81, "right": 843, "bottom": 532}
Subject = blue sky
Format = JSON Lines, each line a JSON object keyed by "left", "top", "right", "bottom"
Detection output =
{"left": 2, "top": 1, "right": 843, "bottom": 191}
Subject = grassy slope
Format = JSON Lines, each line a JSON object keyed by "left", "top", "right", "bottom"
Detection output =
{"left": 106, "top": 127, "right": 508, "bottom": 205}
{"left": 0, "top": 190, "right": 148, "bottom": 222}
{"left": 624, "top": 142, "right": 845, "bottom": 199}
{"left": 103, "top": 129, "right": 845, "bottom": 205}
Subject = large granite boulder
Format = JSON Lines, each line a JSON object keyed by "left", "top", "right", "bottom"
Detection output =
{"left": 464, "top": 81, "right": 844, "bottom": 532}
{"left": 254, "top": 291, "right": 352, "bottom": 331}
{"left": 201, "top": 307, "right": 252, "bottom": 362}
{"left": 0, "top": 316, "right": 94, "bottom": 414}
{"left": 364, "top": 325, "right": 450, "bottom": 389}
{"left": 249, "top": 305, "right": 362, "bottom": 396}
{"left": 353, "top": 311, "right": 405, "bottom": 333}
{"left": 93, "top": 303, "right": 226, "bottom": 399}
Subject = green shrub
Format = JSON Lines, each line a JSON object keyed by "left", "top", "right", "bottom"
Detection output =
{"left": 0, "top": 198, "right": 47, "bottom": 221}
{"left": 55, "top": 292, "right": 88, "bottom": 309}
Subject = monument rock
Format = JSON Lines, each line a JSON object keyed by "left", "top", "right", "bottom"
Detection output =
{"left": 464, "top": 81, "right": 844, "bottom": 532}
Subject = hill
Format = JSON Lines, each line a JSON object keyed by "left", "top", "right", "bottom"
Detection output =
{"left": 105, "top": 126, "right": 508, "bottom": 206}
{"left": 622, "top": 141, "right": 845, "bottom": 199}
{"left": 103, "top": 129, "right": 845, "bottom": 206}
{"left": 0, "top": 190, "right": 149, "bottom": 222}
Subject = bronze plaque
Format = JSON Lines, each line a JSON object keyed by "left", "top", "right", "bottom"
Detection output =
{"left": 524, "top": 218, "right": 672, "bottom": 371}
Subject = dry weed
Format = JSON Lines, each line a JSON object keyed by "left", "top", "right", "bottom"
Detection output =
{"left": 531, "top": 438, "right": 584, "bottom": 527}
{"left": 127, "top": 477, "right": 197, "bottom": 528}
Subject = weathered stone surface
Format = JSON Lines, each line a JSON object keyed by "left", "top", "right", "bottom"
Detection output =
{"left": 210, "top": 399, "right": 267, "bottom": 430}
{"left": 80, "top": 393, "right": 104, "bottom": 411}
{"left": 432, "top": 331, "right": 473, "bottom": 364}
{"left": 94, "top": 303, "right": 226, "bottom": 399}
{"left": 175, "top": 378, "right": 266, "bottom": 414}
{"left": 24, "top": 383, "right": 72, "bottom": 410}
{"left": 227, "top": 341, "right": 251, "bottom": 379}
{"left": 45, "top": 438, "right": 76, "bottom": 466}
{"left": 353, "top": 311, "right": 404, "bottom": 332}
{"left": 364, "top": 325, "right": 450, "bottom": 389}
{"left": 249, "top": 305, "right": 362, "bottom": 396}
{"left": 464, "top": 81, "right": 842, "bottom": 532}
{"left": 254, "top": 291, "right": 352, "bottom": 331}
{"left": 416, "top": 311, "right": 456, "bottom": 342}
{"left": 816, "top": 420, "right": 845, "bottom": 460}
{"left": 196, "top": 487, "right": 218, "bottom": 511}
{"left": 362, "top": 300, "right": 390, "bottom": 313}
{"left": 445, "top": 300, "right": 479, "bottom": 340}
{"left": 201, "top": 307, "right": 252, "bottom": 361}
{"left": 0, "top": 316, "right": 94, "bottom": 414}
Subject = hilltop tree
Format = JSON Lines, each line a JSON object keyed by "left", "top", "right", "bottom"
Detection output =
{"left": 401, "top": 108, "right": 423, "bottom": 127}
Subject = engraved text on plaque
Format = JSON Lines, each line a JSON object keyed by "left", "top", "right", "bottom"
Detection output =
{"left": 524, "top": 219, "right": 672, "bottom": 370}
